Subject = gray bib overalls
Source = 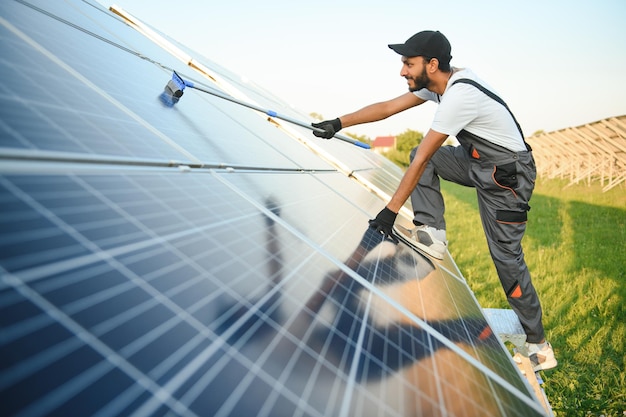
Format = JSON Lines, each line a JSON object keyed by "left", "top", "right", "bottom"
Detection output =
{"left": 409, "top": 79, "right": 545, "bottom": 343}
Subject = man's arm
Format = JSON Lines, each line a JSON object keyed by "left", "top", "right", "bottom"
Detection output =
{"left": 367, "top": 128, "right": 449, "bottom": 239}
{"left": 312, "top": 92, "right": 424, "bottom": 139}
{"left": 386, "top": 129, "right": 449, "bottom": 213}
{"left": 340, "top": 92, "right": 424, "bottom": 128}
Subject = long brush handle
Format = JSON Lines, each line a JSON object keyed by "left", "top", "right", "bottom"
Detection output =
{"left": 170, "top": 72, "right": 370, "bottom": 149}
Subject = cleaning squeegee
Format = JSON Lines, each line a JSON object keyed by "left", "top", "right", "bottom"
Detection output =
{"left": 160, "top": 72, "right": 370, "bottom": 149}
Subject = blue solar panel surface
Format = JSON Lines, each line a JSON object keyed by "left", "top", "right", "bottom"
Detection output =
{"left": 0, "top": 1, "right": 548, "bottom": 416}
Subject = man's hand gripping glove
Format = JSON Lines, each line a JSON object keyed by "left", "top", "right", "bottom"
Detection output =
{"left": 311, "top": 118, "right": 342, "bottom": 139}
{"left": 368, "top": 207, "right": 399, "bottom": 244}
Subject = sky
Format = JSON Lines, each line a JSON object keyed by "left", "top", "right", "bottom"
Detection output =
{"left": 100, "top": 0, "right": 626, "bottom": 139}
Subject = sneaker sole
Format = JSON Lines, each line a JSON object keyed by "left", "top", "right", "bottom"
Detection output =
{"left": 514, "top": 350, "right": 558, "bottom": 372}
{"left": 393, "top": 225, "right": 446, "bottom": 260}
{"left": 533, "top": 358, "right": 558, "bottom": 372}
{"left": 530, "top": 354, "right": 558, "bottom": 372}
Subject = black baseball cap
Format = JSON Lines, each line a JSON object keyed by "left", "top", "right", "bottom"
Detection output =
{"left": 388, "top": 30, "right": 452, "bottom": 64}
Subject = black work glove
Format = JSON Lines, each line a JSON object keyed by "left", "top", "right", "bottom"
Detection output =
{"left": 368, "top": 207, "right": 398, "bottom": 243}
{"left": 311, "top": 118, "right": 342, "bottom": 139}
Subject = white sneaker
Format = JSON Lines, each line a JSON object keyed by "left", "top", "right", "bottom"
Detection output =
{"left": 514, "top": 342, "right": 558, "bottom": 371}
{"left": 408, "top": 225, "right": 447, "bottom": 259}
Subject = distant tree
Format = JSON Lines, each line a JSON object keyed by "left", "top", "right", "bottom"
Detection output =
{"left": 383, "top": 129, "right": 423, "bottom": 169}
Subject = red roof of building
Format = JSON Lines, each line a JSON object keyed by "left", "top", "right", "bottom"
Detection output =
{"left": 372, "top": 136, "right": 396, "bottom": 148}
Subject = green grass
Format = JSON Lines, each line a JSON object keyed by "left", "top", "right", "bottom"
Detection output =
{"left": 441, "top": 178, "right": 626, "bottom": 417}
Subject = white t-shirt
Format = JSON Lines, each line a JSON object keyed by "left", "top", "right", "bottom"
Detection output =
{"left": 414, "top": 68, "right": 527, "bottom": 152}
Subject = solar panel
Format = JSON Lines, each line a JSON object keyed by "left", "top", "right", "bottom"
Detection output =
{"left": 1, "top": 1, "right": 548, "bottom": 416}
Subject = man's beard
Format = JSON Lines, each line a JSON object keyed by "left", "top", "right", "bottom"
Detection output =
{"left": 408, "top": 66, "right": 430, "bottom": 92}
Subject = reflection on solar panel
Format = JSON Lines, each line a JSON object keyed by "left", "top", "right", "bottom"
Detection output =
{"left": 0, "top": 1, "right": 548, "bottom": 416}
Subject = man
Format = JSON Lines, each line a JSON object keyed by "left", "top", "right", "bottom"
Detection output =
{"left": 311, "top": 30, "right": 557, "bottom": 371}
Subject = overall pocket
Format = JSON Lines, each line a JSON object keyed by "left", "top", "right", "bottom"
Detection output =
{"left": 493, "top": 161, "right": 519, "bottom": 189}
